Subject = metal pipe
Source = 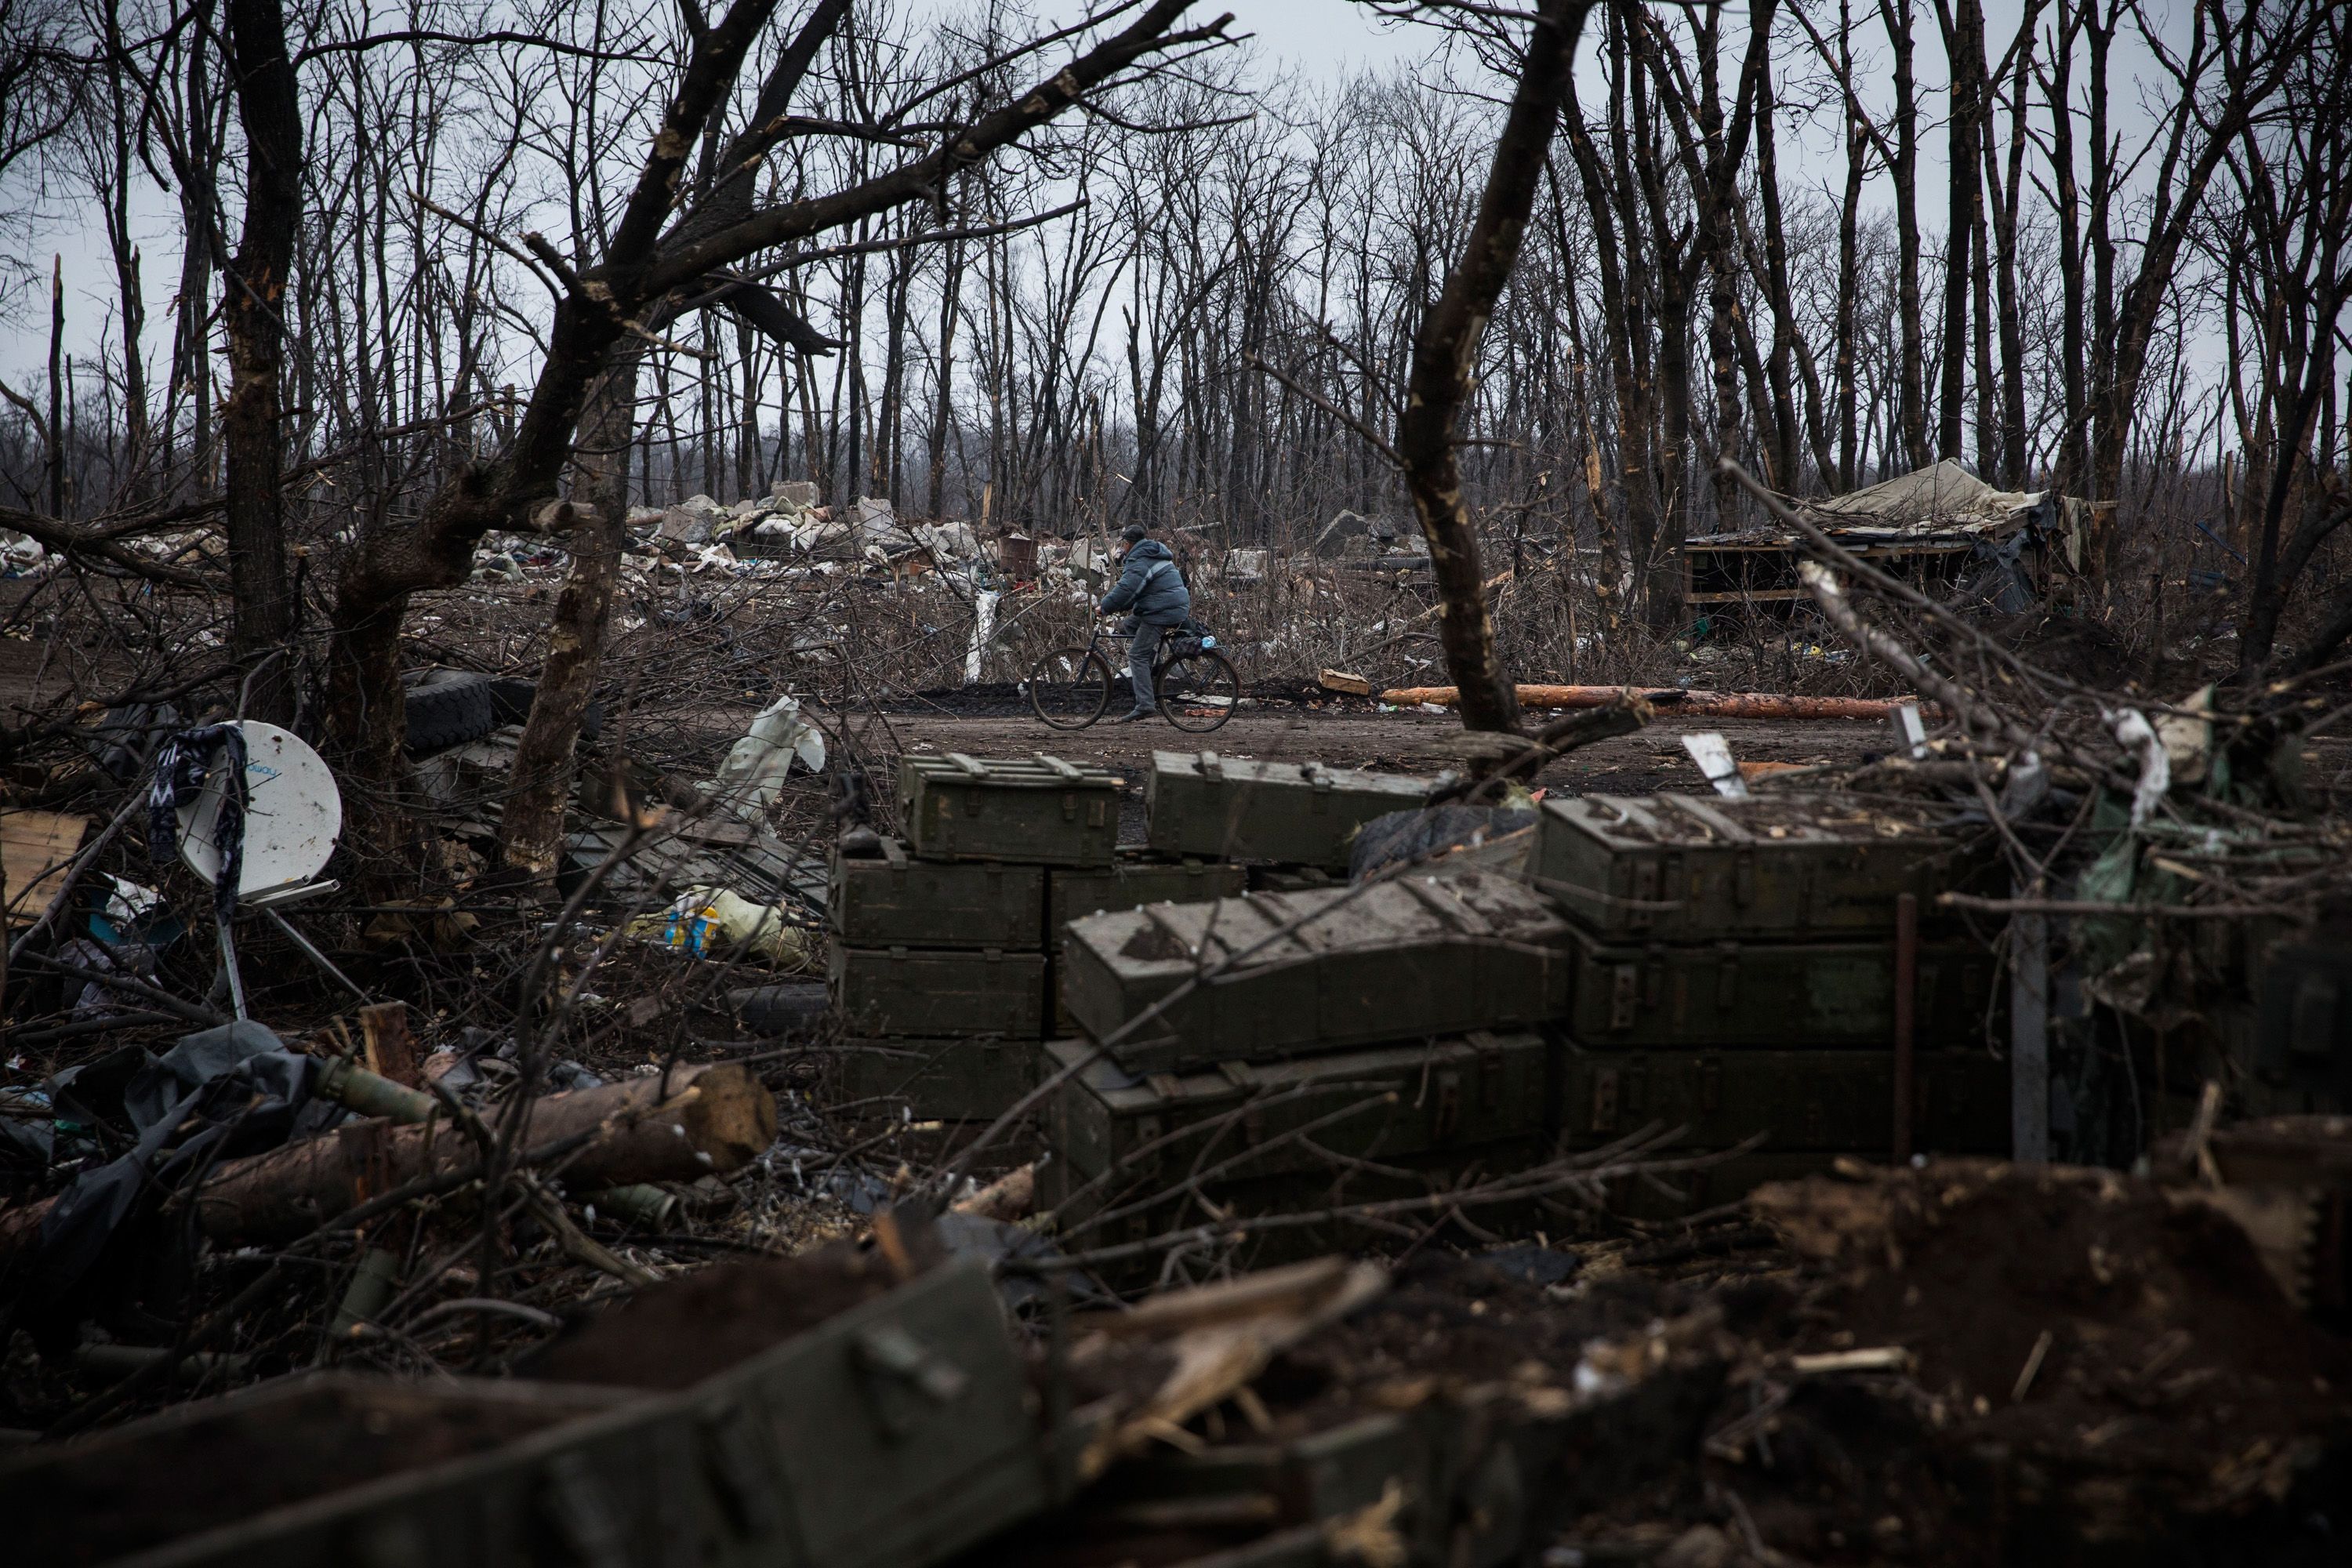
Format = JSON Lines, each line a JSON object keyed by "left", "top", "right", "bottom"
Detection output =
{"left": 314, "top": 1054, "right": 439, "bottom": 1123}
{"left": 262, "top": 905, "right": 372, "bottom": 1003}
{"left": 1893, "top": 891, "right": 1918, "bottom": 1163}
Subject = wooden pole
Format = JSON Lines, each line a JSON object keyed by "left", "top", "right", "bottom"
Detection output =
{"left": 1381, "top": 684, "right": 1934, "bottom": 722}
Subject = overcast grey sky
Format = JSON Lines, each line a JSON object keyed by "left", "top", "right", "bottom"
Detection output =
{"left": 0, "top": 0, "right": 1428, "bottom": 375}
{"left": 2, "top": 1, "right": 2179, "bottom": 391}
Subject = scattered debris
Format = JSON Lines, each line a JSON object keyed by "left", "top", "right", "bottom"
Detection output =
{"left": 1317, "top": 669, "right": 1374, "bottom": 697}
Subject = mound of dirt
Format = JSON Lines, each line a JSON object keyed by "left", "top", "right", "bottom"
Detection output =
{"left": 1723, "top": 1160, "right": 2352, "bottom": 1562}
{"left": 1250, "top": 1251, "right": 1686, "bottom": 1437}
{"left": 530, "top": 1237, "right": 912, "bottom": 1390}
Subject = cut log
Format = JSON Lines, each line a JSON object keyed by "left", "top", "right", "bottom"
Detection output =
{"left": 195, "top": 1062, "right": 774, "bottom": 1242}
{"left": 1381, "top": 684, "right": 1934, "bottom": 722}
{"left": 0, "top": 1062, "right": 775, "bottom": 1258}
{"left": 951, "top": 1162, "right": 1036, "bottom": 1223}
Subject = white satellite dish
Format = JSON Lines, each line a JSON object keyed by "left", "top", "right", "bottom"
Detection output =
{"left": 177, "top": 720, "right": 343, "bottom": 902}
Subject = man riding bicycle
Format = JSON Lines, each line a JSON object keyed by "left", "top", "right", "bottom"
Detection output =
{"left": 1098, "top": 522, "right": 1191, "bottom": 723}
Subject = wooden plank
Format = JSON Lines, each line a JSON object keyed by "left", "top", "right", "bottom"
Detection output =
{"left": 2, "top": 809, "right": 91, "bottom": 927}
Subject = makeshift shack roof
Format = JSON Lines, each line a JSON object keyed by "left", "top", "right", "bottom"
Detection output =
{"left": 1684, "top": 460, "right": 2071, "bottom": 610}
{"left": 1697, "top": 460, "right": 2049, "bottom": 550}
{"left": 1802, "top": 458, "right": 2044, "bottom": 534}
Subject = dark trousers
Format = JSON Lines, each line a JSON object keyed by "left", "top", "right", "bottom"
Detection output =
{"left": 1127, "top": 619, "right": 1169, "bottom": 710}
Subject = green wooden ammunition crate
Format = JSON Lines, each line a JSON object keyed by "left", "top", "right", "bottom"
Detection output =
{"left": 1047, "top": 855, "right": 1250, "bottom": 937}
{"left": 898, "top": 753, "right": 1120, "bottom": 866}
{"left": 1042, "top": 1029, "right": 1557, "bottom": 1188}
{"left": 1560, "top": 926, "right": 1998, "bottom": 1050}
{"left": 1047, "top": 858, "right": 1249, "bottom": 1036}
{"left": 674, "top": 1255, "right": 1050, "bottom": 1568}
{"left": 1534, "top": 793, "right": 1993, "bottom": 941}
{"left": 1247, "top": 865, "right": 1341, "bottom": 893}
{"left": 829, "top": 942, "right": 1047, "bottom": 1040}
{"left": 1558, "top": 1045, "right": 2009, "bottom": 1154}
{"left": 832, "top": 840, "right": 1047, "bottom": 950}
{"left": 15, "top": 1267, "right": 1051, "bottom": 1568}
{"left": 1145, "top": 750, "right": 1432, "bottom": 869}
{"left": 828, "top": 1036, "right": 1036, "bottom": 1121}
{"left": 1059, "top": 870, "right": 1573, "bottom": 1074}
{"left": 0, "top": 1375, "right": 667, "bottom": 1568}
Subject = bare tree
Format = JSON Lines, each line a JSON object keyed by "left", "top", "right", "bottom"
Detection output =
{"left": 1394, "top": 0, "right": 1591, "bottom": 734}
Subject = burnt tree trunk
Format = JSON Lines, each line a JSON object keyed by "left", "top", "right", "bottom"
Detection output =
{"left": 220, "top": 0, "right": 302, "bottom": 724}
{"left": 1989, "top": 7, "right": 2037, "bottom": 489}
{"left": 1878, "top": 0, "right": 1929, "bottom": 470}
{"left": 2044, "top": 0, "right": 2089, "bottom": 492}
{"left": 499, "top": 348, "right": 644, "bottom": 879}
{"left": 1834, "top": 0, "right": 1868, "bottom": 490}
{"left": 1396, "top": 0, "right": 1592, "bottom": 735}
{"left": 1935, "top": 0, "right": 1984, "bottom": 463}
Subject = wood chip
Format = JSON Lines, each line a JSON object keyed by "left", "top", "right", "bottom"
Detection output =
{"left": 1790, "top": 1346, "right": 1914, "bottom": 1375}
{"left": 2012, "top": 1328, "right": 2056, "bottom": 1402}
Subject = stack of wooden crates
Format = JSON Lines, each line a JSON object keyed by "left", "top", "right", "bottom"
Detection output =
{"left": 1036, "top": 750, "right": 1579, "bottom": 1270}
{"left": 1532, "top": 792, "right": 2012, "bottom": 1214}
{"left": 1041, "top": 868, "right": 1580, "bottom": 1268}
{"left": 825, "top": 753, "right": 1243, "bottom": 1124}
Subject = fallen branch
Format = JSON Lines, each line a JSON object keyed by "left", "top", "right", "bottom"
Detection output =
{"left": 0, "top": 503, "right": 227, "bottom": 589}
{"left": 1430, "top": 688, "right": 1653, "bottom": 804}
{"left": 1794, "top": 563, "right": 2039, "bottom": 750}
{"left": 1382, "top": 683, "right": 1930, "bottom": 721}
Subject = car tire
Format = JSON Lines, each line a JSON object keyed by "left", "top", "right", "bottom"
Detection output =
{"left": 404, "top": 676, "right": 498, "bottom": 753}
{"left": 485, "top": 677, "right": 603, "bottom": 740}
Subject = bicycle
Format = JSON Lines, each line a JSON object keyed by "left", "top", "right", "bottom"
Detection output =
{"left": 1025, "top": 619, "right": 1241, "bottom": 732}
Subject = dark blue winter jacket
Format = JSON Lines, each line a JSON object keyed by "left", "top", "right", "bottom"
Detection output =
{"left": 1099, "top": 539, "right": 1191, "bottom": 624}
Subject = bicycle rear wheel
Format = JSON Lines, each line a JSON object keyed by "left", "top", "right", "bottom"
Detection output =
{"left": 1155, "top": 648, "right": 1240, "bottom": 732}
{"left": 1027, "top": 646, "right": 1112, "bottom": 729}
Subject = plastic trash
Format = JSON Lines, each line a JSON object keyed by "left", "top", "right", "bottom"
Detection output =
{"left": 699, "top": 694, "right": 827, "bottom": 818}
{"left": 627, "top": 885, "right": 817, "bottom": 969}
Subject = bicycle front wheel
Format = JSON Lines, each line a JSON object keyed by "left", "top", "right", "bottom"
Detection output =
{"left": 1027, "top": 646, "right": 1113, "bottom": 729}
{"left": 1156, "top": 649, "right": 1240, "bottom": 732}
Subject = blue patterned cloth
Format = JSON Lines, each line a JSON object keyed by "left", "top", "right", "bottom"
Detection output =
{"left": 147, "top": 724, "right": 249, "bottom": 920}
